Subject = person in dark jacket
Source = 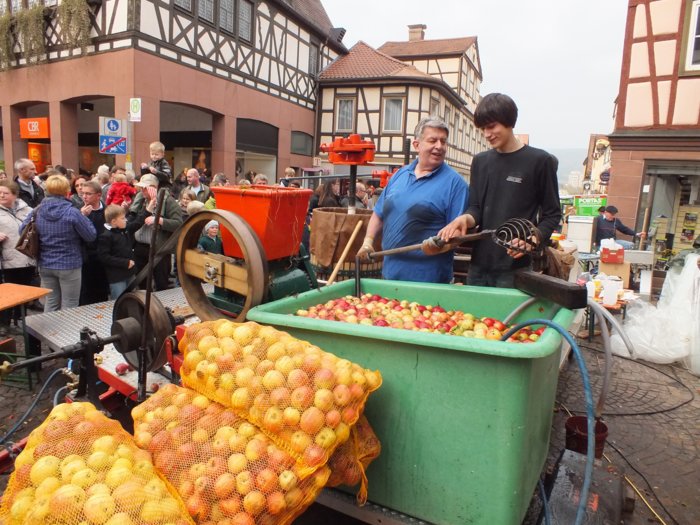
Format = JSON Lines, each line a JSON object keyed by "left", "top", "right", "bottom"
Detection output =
{"left": 128, "top": 174, "right": 183, "bottom": 291}
{"left": 97, "top": 204, "right": 146, "bottom": 299}
{"left": 140, "top": 141, "right": 172, "bottom": 189}
{"left": 594, "top": 205, "right": 644, "bottom": 249}
{"left": 21, "top": 175, "right": 96, "bottom": 311}
{"left": 13, "top": 158, "right": 45, "bottom": 208}
{"left": 78, "top": 180, "right": 109, "bottom": 304}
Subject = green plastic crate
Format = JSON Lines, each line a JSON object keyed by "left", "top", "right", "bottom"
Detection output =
{"left": 247, "top": 279, "right": 575, "bottom": 525}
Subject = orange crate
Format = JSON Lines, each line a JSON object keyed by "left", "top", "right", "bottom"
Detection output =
{"left": 212, "top": 185, "right": 312, "bottom": 260}
{"left": 601, "top": 247, "right": 624, "bottom": 264}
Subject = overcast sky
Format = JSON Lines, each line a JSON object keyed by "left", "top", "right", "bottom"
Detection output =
{"left": 321, "top": 0, "right": 629, "bottom": 151}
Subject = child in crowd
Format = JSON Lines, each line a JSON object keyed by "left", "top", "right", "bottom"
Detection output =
{"left": 198, "top": 220, "right": 223, "bottom": 254}
{"left": 178, "top": 188, "right": 197, "bottom": 221}
{"left": 140, "top": 141, "right": 172, "bottom": 189}
{"left": 97, "top": 204, "right": 144, "bottom": 299}
{"left": 106, "top": 172, "right": 137, "bottom": 206}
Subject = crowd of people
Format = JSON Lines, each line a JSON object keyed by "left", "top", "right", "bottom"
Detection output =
{"left": 0, "top": 142, "right": 246, "bottom": 333}
{"left": 1, "top": 91, "right": 569, "bottom": 333}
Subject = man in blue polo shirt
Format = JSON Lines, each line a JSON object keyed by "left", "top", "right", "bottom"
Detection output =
{"left": 357, "top": 117, "right": 469, "bottom": 283}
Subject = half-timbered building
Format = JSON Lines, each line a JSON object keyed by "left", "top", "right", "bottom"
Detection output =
{"left": 317, "top": 25, "right": 487, "bottom": 179}
{"left": 609, "top": 0, "right": 700, "bottom": 252}
{"left": 0, "top": 0, "right": 345, "bottom": 180}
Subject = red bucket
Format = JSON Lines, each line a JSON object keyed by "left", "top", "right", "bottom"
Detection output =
{"left": 565, "top": 416, "right": 608, "bottom": 459}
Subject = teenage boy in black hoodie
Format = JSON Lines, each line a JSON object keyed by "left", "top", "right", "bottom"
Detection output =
{"left": 438, "top": 93, "right": 561, "bottom": 287}
{"left": 97, "top": 204, "right": 145, "bottom": 299}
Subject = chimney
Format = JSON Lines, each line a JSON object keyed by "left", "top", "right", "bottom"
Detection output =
{"left": 408, "top": 24, "right": 426, "bottom": 41}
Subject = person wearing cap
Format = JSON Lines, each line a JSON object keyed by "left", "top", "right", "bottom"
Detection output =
{"left": 128, "top": 173, "right": 183, "bottom": 290}
{"left": 594, "top": 205, "right": 644, "bottom": 249}
{"left": 198, "top": 220, "right": 223, "bottom": 254}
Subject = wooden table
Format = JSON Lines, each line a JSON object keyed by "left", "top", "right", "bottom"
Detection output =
{"left": 585, "top": 298, "right": 628, "bottom": 341}
{"left": 0, "top": 283, "right": 51, "bottom": 388}
{"left": 0, "top": 283, "right": 51, "bottom": 312}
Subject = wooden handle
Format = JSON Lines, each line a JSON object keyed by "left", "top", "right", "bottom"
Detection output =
{"left": 327, "top": 220, "right": 363, "bottom": 286}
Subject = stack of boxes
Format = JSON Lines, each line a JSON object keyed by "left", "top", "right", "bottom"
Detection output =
{"left": 598, "top": 246, "right": 631, "bottom": 287}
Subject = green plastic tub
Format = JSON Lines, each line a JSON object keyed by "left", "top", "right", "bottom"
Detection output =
{"left": 246, "top": 279, "right": 575, "bottom": 525}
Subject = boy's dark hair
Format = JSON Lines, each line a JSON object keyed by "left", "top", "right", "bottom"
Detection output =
{"left": 474, "top": 93, "right": 518, "bottom": 129}
{"left": 105, "top": 204, "right": 126, "bottom": 223}
{"left": 598, "top": 206, "right": 606, "bottom": 213}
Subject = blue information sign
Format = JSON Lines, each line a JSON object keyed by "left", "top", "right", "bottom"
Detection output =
{"left": 99, "top": 135, "right": 127, "bottom": 155}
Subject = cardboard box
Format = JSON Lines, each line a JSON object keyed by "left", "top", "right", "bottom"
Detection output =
{"left": 598, "top": 261, "right": 631, "bottom": 288}
{"left": 601, "top": 247, "right": 625, "bottom": 264}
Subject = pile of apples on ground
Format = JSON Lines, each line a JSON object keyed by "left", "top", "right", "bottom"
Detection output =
{"left": 294, "top": 294, "right": 544, "bottom": 343}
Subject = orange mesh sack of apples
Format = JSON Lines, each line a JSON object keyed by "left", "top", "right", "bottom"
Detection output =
{"left": 132, "top": 384, "right": 330, "bottom": 525}
{"left": 178, "top": 320, "right": 382, "bottom": 476}
{"left": 326, "top": 414, "right": 381, "bottom": 505}
{"left": 0, "top": 401, "right": 193, "bottom": 525}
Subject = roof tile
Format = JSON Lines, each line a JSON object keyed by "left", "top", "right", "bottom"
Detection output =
{"left": 319, "top": 41, "right": 436, "bottom": 80}
{"left": 378, "top": 37, "right": 476, "bottom": 57}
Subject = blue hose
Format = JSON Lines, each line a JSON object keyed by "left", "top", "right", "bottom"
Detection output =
{"left": 502, "top": 319, "right": 595, "bottom": 525}
{"left": 0, "top": 368, "right": 65, "bottom": 444}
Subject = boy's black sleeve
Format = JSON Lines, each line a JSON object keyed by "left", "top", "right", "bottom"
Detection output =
{"left": 152, "top": 159, "right": 172, "bottom": 187}
{"left": 97, "top": 232, "right": 131, "bottom": 269}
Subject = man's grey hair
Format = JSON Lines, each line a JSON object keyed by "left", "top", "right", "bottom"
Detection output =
{"left": 82, "top": 180, "right": 102, "bottom": 194}
{"left": 95, "top": 172, "right": 110, "bottom": 185}
{"left": 14, "top": 158, "right": 32, "bottom": 173}
{"left": 125, "top": 169, "right": 136, "bottom": 183}
{"left": 414, "top": 116, "right": 449, "bottom": 140}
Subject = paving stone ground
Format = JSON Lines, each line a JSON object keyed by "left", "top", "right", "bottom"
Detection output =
{"left": 1, "top": 310, "right": 698, "bottom": 524}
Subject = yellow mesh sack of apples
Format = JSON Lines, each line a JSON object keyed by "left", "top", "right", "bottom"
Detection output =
{"left": 132, "top": 384, "right": 331, "bottom": 525}
{"left": 178, "top": 320, "right": 382, "bottom": 476}
{"left": 0, "top": 401, "right": 192, "bottom": 525}
{"left": 326, "top": 414, "right": 381, "bottom": 505}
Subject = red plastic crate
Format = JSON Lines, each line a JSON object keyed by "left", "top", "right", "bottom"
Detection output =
{"left": 212, "top": 185, "right": 312, "bottom": 260}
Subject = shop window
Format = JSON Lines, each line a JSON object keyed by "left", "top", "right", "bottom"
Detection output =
{"left": 382, "top": 97, "right": 404, "bottom": 133}
{"left": 685, "top": 0, "right": 700, "bottom": 71}
{"left": 219, "top": 0, "right": 234, "bottom": 33}
{"left": 291, "top": 131, "right": 313, "bottom": 156}
{"left": 238, "top": 0, "right": 254, "bottom": 42}
{"left": 336, "top": 98, "right": 355, "bottom": 133}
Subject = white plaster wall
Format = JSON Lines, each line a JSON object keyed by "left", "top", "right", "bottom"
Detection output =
{"left": 650, "top": 0, "right": 682, "bottom": 35}
{"left": 654, "top": 39, "right": 677, "bottom": 76}
{"left": 671, "top": 78, "right": 700, "bottom": 124}
{"left": 624, "top": 82, "right": 654, "bottom": 126}
{"left": 630, "top": 42, "right": 651, "bottom": 78}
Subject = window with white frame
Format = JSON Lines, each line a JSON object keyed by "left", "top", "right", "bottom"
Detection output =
{"left": 238, "top": 0, "right": 254, "bottom": 42}
{"left": 685, "top": 0, "right": 700, "bottom": 71}
{"left": 382, "top": 97, "right": 404, "bottom": 133}
{"left": 444, "top": 106, "right": 451, "bottom": 133}
{"left": 198, "top": 0, "right": 214, "bottom": 22}
{"left": 219, "top": 0, "right": 235, "bottom": 33}
{"left": 174, "top": 0, "right": 191, "bottom": 10}
{"left": 336, "top": 98, "right": 355, "bottom": 132}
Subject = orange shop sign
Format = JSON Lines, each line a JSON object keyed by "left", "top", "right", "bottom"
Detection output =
{"left": 19, "top": 117, "right": 50, "bottom": 139}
